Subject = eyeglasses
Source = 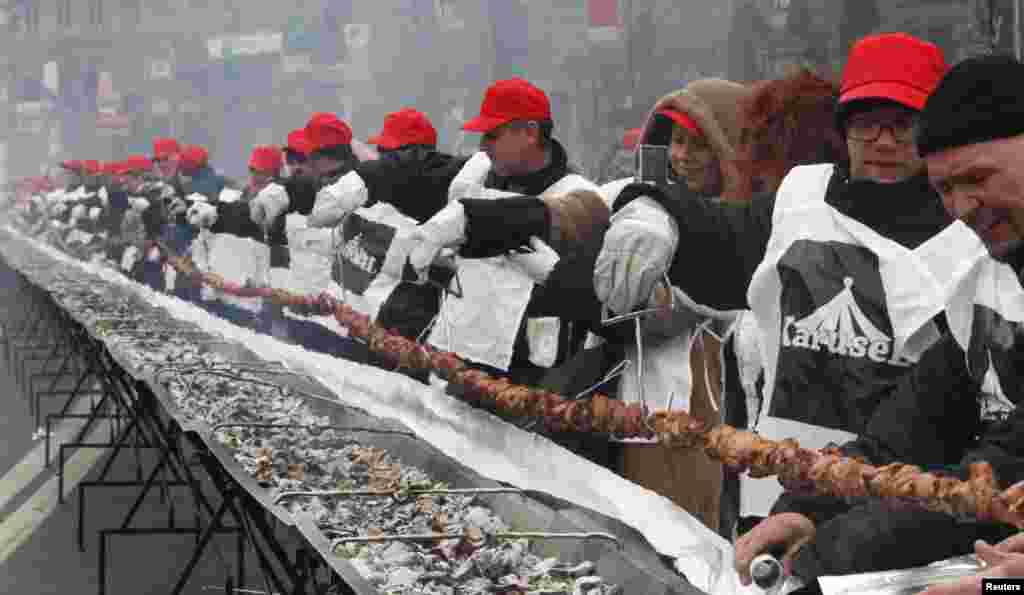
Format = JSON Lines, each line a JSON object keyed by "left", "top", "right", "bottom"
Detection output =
{"left": 846, "top": 115, "right": 918, "bottom": 143}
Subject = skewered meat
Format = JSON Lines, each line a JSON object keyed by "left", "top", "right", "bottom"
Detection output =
{"left": 151, "top": 246, "right": 1024, "bottom": 529}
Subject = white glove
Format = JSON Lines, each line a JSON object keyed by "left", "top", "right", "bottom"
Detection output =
{"left": 186, "top": 192, "right": 209, "bottom": 203}
{"left": 51, "top": 202, "right": 68, "bottom": 218}
{"left": 128, "top": 197, "right": 150, "bottom": 213}
{"left": 309, "top": 171, "right": 368, "bottom": 228}
{"left": 186, "top": 199, "right": 218, "bottom": 227}
{"left": 121, "top": 246, "right": 140, "bottom": 272}
{"left": 508, "top": 237, "right": 560, "bottom": 284}
{"left": 168, "top": 197, "right": 188, "bottom": 218}
{"left": 448, "top": 151, "right": 491, "bottom": 200}
{"left": 218, "top": 188, "right": 242, "bottom": 203}
{"left": 187, "top": 202, "right": 218, "bottom": 229}
{"left": 88, "top": 206, "right": 102, "bottom": 221}
{"left": 70, "top": 204, "right": 87, "bottom": 226}
{"left": 98, "top": 187, "right": 109, "bottom": 208}
{"left": 407, "top": 233, "right": 445, "bottom": 280}
{"left": 418, "top": 200, "right": 467, "bottom": 247}
{"left": 593, "top": 196, "right": 678, "bottom": 315}
{"left": 250, "top": 183, "right": 290, "bottom": 226}
{"left": 156, "top": 183, "right": 178, "bottom": 201}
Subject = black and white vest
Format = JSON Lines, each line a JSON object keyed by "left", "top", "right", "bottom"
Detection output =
{"left": 742, "top": 164, "right": 956, "bottom": 515}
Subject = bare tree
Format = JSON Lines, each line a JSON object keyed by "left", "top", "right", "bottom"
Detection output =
{"left": 967, "top": 0, "right": 1004, "bottom": 57}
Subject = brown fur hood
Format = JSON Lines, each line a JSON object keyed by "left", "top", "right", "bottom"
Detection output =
{"left": 638, "top": 78, "right": 752, "bottom": 201}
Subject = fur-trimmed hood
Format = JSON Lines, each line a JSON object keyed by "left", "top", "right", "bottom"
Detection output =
{"left": 638, "top": 78, "right": 751, "bottom": 201}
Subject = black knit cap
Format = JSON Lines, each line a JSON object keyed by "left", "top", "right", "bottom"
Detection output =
{"left": 917, "top": 54, "right": 1024, "bottom": 156}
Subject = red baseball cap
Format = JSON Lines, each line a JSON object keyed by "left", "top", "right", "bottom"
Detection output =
{"left": 304, "top": 113, "right": 353, "bottom": 152}
{"left": 123, "top": 155, "right": 153, "bottom": 174}
{"left": 103, "top": 161, "right": 124, "bottom": 176}
{"left": 368, "top": 108, "right": 438, "bottom": 149}
{"left": 622, "top": 128, "right": 642, "bottom": 150}
{"left": 152, "top": 137, "right": 180, "bottom": 160}
{"left": 60, "top": 160, "right": 84, "bottom": 172}
{"left": 463, "top": 78, "right": 552, "bottom": 133}
{"left": 178, "top": 145, "right": 209, "bottom": 173}
{"left": 248, "top": 145, "right": 283, "bottom": 175}
{"left": 286, "top": 129, "right": 313, "bottom": 157}
{"left": 840, "top": 33, "right": 947, "bottom": 112}
{"left": 656, "top": 108, "right": 704, "bottom": 138}
{"left": 83, "top": 160, "right": 103, "bottom": 175}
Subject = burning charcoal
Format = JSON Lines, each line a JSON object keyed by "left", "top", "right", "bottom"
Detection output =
{"left": 379, "top": 542, "right": 420, "bottom": 567}
{"left": 451, "top": 559, "right": 476, "bottom": 581}
{"left": 461, "top": 577, "right": 494, "bottom": 594}
{"left": 462, "top": 507, "right": 507, "bottom": 535}
{"left": 385, "top": 566, "right": 423, "bottom": 588}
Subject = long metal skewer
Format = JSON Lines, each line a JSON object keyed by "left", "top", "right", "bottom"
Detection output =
{"left": 274, "top": 487, "right": 524, "bottom": 505}
{"left": 330, "top": 531, "right": 621, "bottom": 549}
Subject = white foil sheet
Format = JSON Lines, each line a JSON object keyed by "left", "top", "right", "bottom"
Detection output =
{"left": 818, "top": 555, "right": 986, "bottom": 595}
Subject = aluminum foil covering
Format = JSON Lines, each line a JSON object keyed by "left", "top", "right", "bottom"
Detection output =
{"left": 6, "top": 226, "right": 753, "bottom": 595}
{"left": 818, "top": 555, "right": 986, "bottom": 595}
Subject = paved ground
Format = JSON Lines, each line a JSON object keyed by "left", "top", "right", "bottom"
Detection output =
{"left": 0, "top": 267, "right": 306, "bottom": 594}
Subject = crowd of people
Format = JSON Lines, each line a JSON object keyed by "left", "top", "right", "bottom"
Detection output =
{"left": 3, "top": 31, "right": 1024, "bottom": 595}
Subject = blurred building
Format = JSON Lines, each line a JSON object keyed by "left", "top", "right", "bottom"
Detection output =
{"left": 0, "top": 0, "right": 743, "bottom": 181}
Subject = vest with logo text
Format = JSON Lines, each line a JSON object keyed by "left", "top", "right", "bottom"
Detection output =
{"left": 935, "top": 225, "right": 1024, "bottom": 420}
{"left": 740, "top": 164, "right": 961, "bottom": 516}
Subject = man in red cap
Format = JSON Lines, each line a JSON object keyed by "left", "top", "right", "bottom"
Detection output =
{"left": 303, "top": 108, "right": 469, "bottom": 348}
{"left": 59, "top": 160, "right": 86, "bottom": 193}
{"left": 310, "top": 108, "right": 466, "bottom": 226}
{"left": 283, "top": 128, "right": 315, "bottom": 183}
{"left": 399, "top": 78, "right": 607, "bottom": 403}
{"left": 368, "top": 108, "right": 438, "bottom": 159}
{"left": 304, "top": 112, "right": 358, "bottom": 190}
{"left": 582, "top": 33, "right": 1004, "bottom": 588}
{"left": 190, "top": 145, "right": 284, "bottom": 240}
{"left": 177, "top": 145, "right": 231, "bottom": 201}
{"left": 151, "top": 137, "right": 181, "bottom": 183}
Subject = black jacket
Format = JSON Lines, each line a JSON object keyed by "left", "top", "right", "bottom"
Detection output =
{"left": 358, "top": 149, "right": 468, "bottom": 224}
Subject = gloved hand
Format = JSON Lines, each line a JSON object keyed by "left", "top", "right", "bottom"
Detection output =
{"left": 507, "top": 236, "right": 560, "bottom": 284}
{"left": 69, "top": 204, "right": 87, "bottom": 227}
{"left": 309, "top": 171, "right": 368, "bottom": 228}
{"left": 407, "top": 200, "right": 468, "bottom": 277}
{"left": 593, "top": 197, "right": 678, "bottom": 315}
{"left": 419, "top": 200, "right": 468, "bottom": 247}
{"left": 186, "top": 192, "right": 209, "bottom": 204}
{"left": 158, "top": 183, "right": 177, "bottom": 200}
{"left": 187, "top": 202, "right": 218, "bottom": 229}
{"left": 98, "top": 186, "right": 109, "bottom": 208}
{"left": 250, "top": 183, "right": 290, "bottom": 227}
{"left": 88, "top": 206, "right": 102, "bottom": 221}
{"left": 167, "top": 196, "right": 189, "bottom": 218}
{"left": 51, "top": 202, "right": 68, "bottom": 218}
{"left": 218, "top": 188, "right": 242, "bottom": 203}
{"left": 127, "top": 197, "right": 150, "bottom": 213}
